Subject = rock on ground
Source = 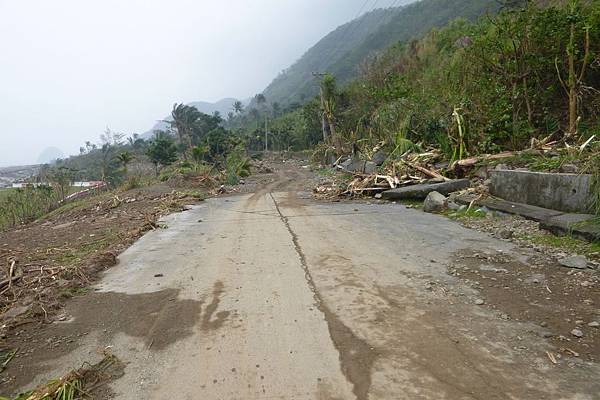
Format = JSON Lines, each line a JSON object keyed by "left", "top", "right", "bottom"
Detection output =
{"left": 382, "top": 179, "right": 470, "bottom": 200}
{"left": 559, "top": 255, "right": 589, "bottom": 269}
{"left": 423, "top": 191, "right": 447, "bottom": 213}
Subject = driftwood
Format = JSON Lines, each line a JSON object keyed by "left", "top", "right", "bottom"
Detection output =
{"left": 579, "top": 134, "right": 596, "bottom": 152}
{"left": 402, "top": 161, "right": 450, "bottom": 181}
{"left": 451, "top": 151, "right": 517, "bottom": 169}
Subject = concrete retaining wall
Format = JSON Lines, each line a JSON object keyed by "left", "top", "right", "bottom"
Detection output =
{"left": 489, "top": 170, "right": 594, "bottom": 213}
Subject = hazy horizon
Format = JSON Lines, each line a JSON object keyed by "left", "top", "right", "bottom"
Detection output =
{"left": 0, "top": 0, "right": 406, "bottom": 167}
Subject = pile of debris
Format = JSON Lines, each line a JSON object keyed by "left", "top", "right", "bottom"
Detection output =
{"left": 315, "top": 147, "right": 476, "bottom": 201}
{"left": 250, "top": 159, "right": 274, "bottom": 174}
{"left": 314, "top": 134, "right": 598, "bottom": 206}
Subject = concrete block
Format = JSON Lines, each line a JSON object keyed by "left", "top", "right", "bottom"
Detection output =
{"left": 490, "top": 170, "right": 594, "bottom": 213}
{"left": 340, "top": 157, "right": 377, "bottom": 174}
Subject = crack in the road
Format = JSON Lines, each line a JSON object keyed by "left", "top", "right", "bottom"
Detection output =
{"left": 269, "top": 192, "right": 377, "bottom": 400}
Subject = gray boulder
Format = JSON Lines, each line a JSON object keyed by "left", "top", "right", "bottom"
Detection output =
{"left": 448, "top": 201, "right": 461, "bottom": 211}
{"left": 423, "top": 191, "right": 447, "bottom": 213}
{"left": 371, "top": 150, "right": 387, "bottom": 166}
{"left": 559, "top": 255, "right": 588, "bottom": 269}
{"left": 382, "top": 179, "right": 470, "bottom": 200}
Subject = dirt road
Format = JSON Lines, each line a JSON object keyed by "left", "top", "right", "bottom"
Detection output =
{"left": 11, "top": 168, "right": 600, "bottom": 399}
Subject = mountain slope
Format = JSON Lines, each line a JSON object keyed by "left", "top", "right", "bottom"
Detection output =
{"left": 261, "top": 0, "right": 499, "bottom": 106}
{"left": 261, "top": 8, "right": 403, "bottom": 106}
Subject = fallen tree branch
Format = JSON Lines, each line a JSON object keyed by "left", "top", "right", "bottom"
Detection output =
{"left": 402, "top": 161, "right": 450, "bottom": 181}
{"left": 0, "top": 258, "right": 22, "bottom": 291}
{"left": 451, "top": 151, "right": 517, "bottom": 169}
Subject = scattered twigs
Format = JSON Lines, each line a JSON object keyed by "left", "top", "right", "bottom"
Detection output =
{"left": 546, "top": 351, "right": 558, "bottom": 365}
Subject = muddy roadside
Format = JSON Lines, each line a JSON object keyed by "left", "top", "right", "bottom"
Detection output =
{"left": 314, "top": 166, "right": 600, "bottom": 363}
{"left": 0, "top": 184, "right": 204, "bottom": 388}
{"left": 0, "top": 157, "right": 316, "bottom": 396}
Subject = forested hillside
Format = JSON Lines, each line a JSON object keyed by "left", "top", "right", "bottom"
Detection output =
{"left": 262, "top": 0, "right": 500, "bottom": 106}
{"left": 233, "top": 0, "right": 599, "bottom": 186}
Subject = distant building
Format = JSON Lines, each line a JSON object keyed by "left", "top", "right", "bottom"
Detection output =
{"left": 11, "top": 181, "right": 106, "bottom": 189}
{"left": 72, "top": 181, "right": 105, "bottom": 188}
{"left": 11, "top": 182, "right": 51, "bottom": 189}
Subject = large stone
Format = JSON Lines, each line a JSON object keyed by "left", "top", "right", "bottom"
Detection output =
{"left": 364, "top": 161, "right": 377, "bottom": 174}
{"left": 559, "top": 255, "right": 588, "bottom": 270}
{"left": 382, "top": 179, "right": 470, "bottom": 200}
{"left": 371, "top": 150, "right": 387, "bottom": 166}
{"left": 490, "top": 170, "right": 594, "bottom": 213}
{"left": 423, "top": 191, "right": 447, "bottom": 213}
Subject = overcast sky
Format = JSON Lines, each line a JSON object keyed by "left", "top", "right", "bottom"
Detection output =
{"left": 0, "top": 0, "right": 406, "bottom": 167}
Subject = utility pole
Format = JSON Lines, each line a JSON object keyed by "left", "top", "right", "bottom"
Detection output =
{"left": 312, "top": 72, "right": 328, "bottom": 143}
{"left": 265, "top": 114, "right": 268, "bottom": 152}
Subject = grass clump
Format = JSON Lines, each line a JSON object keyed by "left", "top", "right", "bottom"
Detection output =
{"left": 518, "top": 232, "right": 600, "bottom": 257}
{"left": 1, "top": 353, "right": 122, "bottom": 400}
{"left": 446, "top": 207, "right": 487, "bottom": 220}
{"left": 0, "top": 187, "right": 62, "bottom": 230}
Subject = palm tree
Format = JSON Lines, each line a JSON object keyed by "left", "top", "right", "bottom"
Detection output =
{"left": 171, "top": 103, "right": 201, "bottom": 158}
{"left": 233, "top": 100, "right": 244, "bottom": 115}
{"left": 117, "top": 151, "right": 134, "bottom": 175}
{"left": 254, "top": 94, "right": 266, "bottom": 106}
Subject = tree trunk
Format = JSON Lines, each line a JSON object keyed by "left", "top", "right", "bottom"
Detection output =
{"left": 567, "top": 22, "right": 577, "bottom": 135}
{"left": 522, "top": 76, "right": 533, "bottom": 126}
{"left": 511, "top": 80, "right": 521, "bottom": 148}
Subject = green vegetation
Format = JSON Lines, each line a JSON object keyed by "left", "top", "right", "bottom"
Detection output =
{"left": 518, "top": 232, "right": 600, "bottom": 255}
{"left": 146, "top": 132, "right": 178, "bottom": 172}
{"left": 261, "top": 0, "right": 499, "bottom": 107}
{"left": 60, "top": 287, "right": 90, "bottom": 299}
{"left": 0, "top": 187, "right": 63, "bottom": 230}
{"left": 1, "top": 354, "right": 121, "bottom": 400}
{"left": 0, "top": 188, "right": 15, "bottom": 201}
{"left": 231, "top": 1, "right": 598, "bottom": 168}
{"left": 52, "top": 234, "right": 115, "bottom": 267}
{"left": 446, "top": 207, "right": 488, "bottom": 219}
{"left": 325, "top": 0, "right": 600, "bottom": 155}
{"left": 227, "top": 1, "right": 600, "bottom": 220}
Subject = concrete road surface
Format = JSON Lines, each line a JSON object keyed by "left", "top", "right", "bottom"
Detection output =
{"left": 21, "top": 178, "right": 600, "bottom": 399}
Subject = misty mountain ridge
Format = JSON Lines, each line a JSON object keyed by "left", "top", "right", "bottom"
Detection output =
{"left": 261, "top": 0, "right": 499, "bottom": 106}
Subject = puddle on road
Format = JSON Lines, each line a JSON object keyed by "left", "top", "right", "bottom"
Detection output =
{"left": 201, "top": 281, "right": 230, "bottom": 331}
